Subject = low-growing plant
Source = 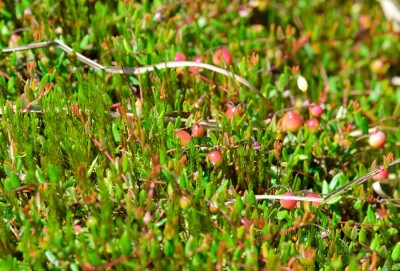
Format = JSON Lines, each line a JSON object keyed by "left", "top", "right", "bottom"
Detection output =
{"left": 0, "top": 1, "right": 399, "bottom": 270}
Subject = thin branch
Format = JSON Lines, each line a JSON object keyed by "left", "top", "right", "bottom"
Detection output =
{"left": 1, "top": 40, "right": 266, "bottom": 101}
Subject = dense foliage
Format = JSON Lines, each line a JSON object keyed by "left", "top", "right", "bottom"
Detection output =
{"left": 0, "top": 1, "right": 399, "bottom": 270}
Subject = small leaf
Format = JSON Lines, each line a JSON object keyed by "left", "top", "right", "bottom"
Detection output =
{"left": 45, "top": 250, "right": 58, "bottom": 266}
{"left": 216, "top": 179, "right": 229, "bottom": 195}
{"left": 392, "top": 242, "right": 400, "bottom": 261}
{"left": 112, "top": 122, "right": 120, "bottom": 144}
{"left": 277, "top": 210, "right": 288, "bottom": 220}
{"left": 326, "top": 196, "right": 341, "bottom": 205}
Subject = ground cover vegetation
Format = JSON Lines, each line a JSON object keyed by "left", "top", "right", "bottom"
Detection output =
{"left": 0, "top": 0, "right": 400, "bottom": 270}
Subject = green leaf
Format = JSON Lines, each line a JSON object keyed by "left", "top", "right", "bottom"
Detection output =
{"left": 112, "top": 122, "right": 120, "bottom": 144}
{"left": 326, "top": 196, "right": 341, "bottom": 205}
{"left": 392, "top": 242, "right": 400, "bottom": 261}
{"left": 277, "top": 210, "right": 288, "bottom": 220}
{"left": 45, "top": 250, "right": 58, "bottom": 266}
{"left": 216, "top": 179, "right": 229, "bottom": 195}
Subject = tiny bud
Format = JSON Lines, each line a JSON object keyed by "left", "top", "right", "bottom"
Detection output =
{"left": 253, "top": 140, "right": 261, "bottom": 151}
{"left": 297, "top": 75, "right": 308, "bottom": 92}
{"left": 194, "top": 97, "right": 204, "bottom": 108}
{"left": 27, "top": 61, "right": 37, "bottom": 78}
{"left": 135, "top": 98, "right": 142, "bottom": 117}
{"left": 24, "top": 9, "right": 32, "bottom": 22}
{"left": 153, "top": 12, "right": 163, "bottom": 22}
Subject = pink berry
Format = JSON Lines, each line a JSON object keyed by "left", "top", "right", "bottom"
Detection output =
{"left": 207, "top": 150, "right": 223, "bottom": 167}
{"left": 174, "top": 52, "right": 186, "bottom": 62}
{"left": 191, "top": 124, "right": 205, "bottom": 138}
{"left": 281, "top": 111, "right": 303, "bottom": 132}
{"left": 8, "top": 34, "right": 20, "bottom": 47}
{"left": 280, "top": 192, "right": 297, "bottom": 209}
{"left": 305, "top": 193, "right": 321, "bottom": 207}
{"left": 305, "top": 118, "right": 319, "bottom": 131}
{"left": 193, "top": 55, "right": 203, "bottom": 63}
{"left": 225, "top": 106, "right": 242, "bottom": 120}
{"left": 368, "top": 130, "right": 386, "bottom": 149}
{"left": 175, "top": 130, "right": 191, "bottom": 146}
{"left": 309, "top": 104, "right": 323, "bottom": 117}
{"left": 373, "top": 169, "right": 389, "bottom": 181}
{"left": 189, "top": 55, "right": 203, "bottom": 73}
{"left": 212, "top": 48, "right": 233, "bottom": 66}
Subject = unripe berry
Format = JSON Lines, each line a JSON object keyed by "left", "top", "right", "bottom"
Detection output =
{"left": 191, "top": 124, "right": 205, "bottom": 138}
{"left": 174, "top": 52, "right": 186, "bottom": 61}
{"left": 309, "top": 104, "right": 323, "bottom": 117}
{"left": 189, "top": 55, "right": 203, "bottom": 73}
{"left": 305, "top": 193, "right": 321, "bottom": 207}
{"left": 280, "top": 192, "right": 297, "bottom": 209}
{"left": 281, "top": 111, "right": 303, "bottom": 132}
{"left": 370, "top": 59, "right": 387, "bottom": 75}
{"left": 175, "top": 130, "right": 191, "bottom": 146}
{"left": 212, "top": 48, "right": 233, "bottom": 66}
{"left": 8, "top": 34, "right": 20, "bottom": 47}
{"left": 225, "top": 106, "right": 242, "bottom": 120}
{"left": 305, "top": 118, "right": 319, "bottom": 131}
{"left": 207, "top": 150, "right": 223, "bottom": 167}
{"left": 368, "top": 130, "right": 386, "bottom": 149}
{"left": 373, "top": 169, "right": 389, "bottom": 181}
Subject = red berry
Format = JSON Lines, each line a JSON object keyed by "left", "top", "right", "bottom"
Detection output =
{"left": 8, "top": 34, "right": 20, "bottom": 47}
{"left": 174, "top": 52, "right": 186, "bottom": 62}
{"left": 207, "top": 150, "right": 223, "bottom": 167}
{"left": 281, "top": 111, "right": 303, "bottom": 132}
{"left": 368, "top": 130, "right": 386, "bottom": 149}
{"left": 175, "top": 130, "right": 191, "bottom": 146}
{"left": 193, "top": 55, "right": 203, "bottom": 63}
{"left": 225, "top": 106, "right": 242, "bottom": 120}
{"left": 373, "top": 169, "right": 389, "bottom": 181}
{"left": 305, "top": 118, "right": 319, "bottom": 131}
{"left": 212, "top": 48, "right": 233, "bottom": 66}
{"left": 189, "top": 55, "right": 203, "bottom": 72}
{"left": 309, "top": 104, "right": 323, "bottom": 117}
{"left": 305, "top": 193, "right": 321, "bottom": 207}
{"left": 191, "top": 124, "right": 205, "bottom": 138}
{"left": 280, "top": 192, "right": 297, "bottom": 209}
